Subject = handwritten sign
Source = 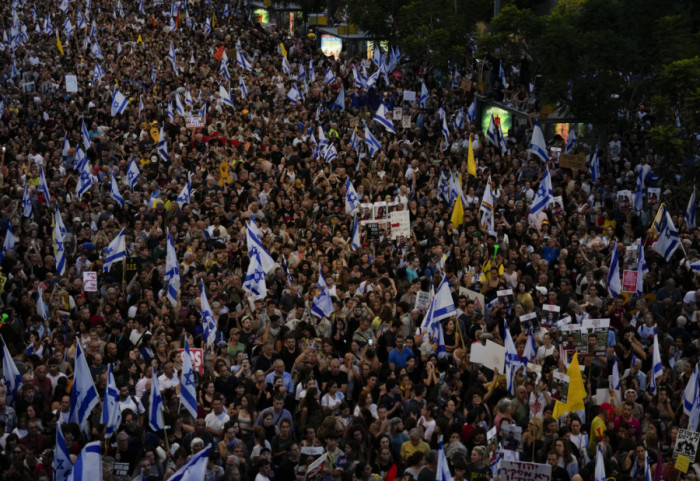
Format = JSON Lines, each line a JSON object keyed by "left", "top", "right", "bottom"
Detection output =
{"left": 390, "top": 210, "right": 410, "bottom": 240}
{"left": 622, "top": 270, "right": 638, "bottom": 293}
{"left": 675, "top": 429, "right": 700, "bottom": 460}
{"left": 393, "top": 107, "right": 402, "bottom": 120}
{"left": 403, "top": 90, "right": 416, "bottom": 102}
{"left": 83, "top": 271, "right": 98, "bottom": 292}
{"left": 675, "top": 454, "right": 690, "bottom": 473}
{"left": 178, "top": 348, "right": 204, "bottom": 375}
{"left": 559, "top": 153, "right": 586, "bottom": 170}
{"left": 500, "top": 460, "right": 551, "bottom": 481}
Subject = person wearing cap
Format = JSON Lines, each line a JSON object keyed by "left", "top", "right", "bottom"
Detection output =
{"left": 590, "top": 403, "right": 615, "bottom": 450}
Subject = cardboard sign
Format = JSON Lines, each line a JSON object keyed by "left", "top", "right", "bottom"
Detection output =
{"left": 519, "top": 312, "right": 540, "bottom": 332}
{"left": 459, "top": 287, "right": 486, "bottom": 313}
{"left": 414, "top": 291, "right": 431, "bottom": 313}
{"left": 675, "top": 454, "right": 690, "bottom": 473}
{"left": 178, "top": 348, "right": 204, "bottom": 375}
{"left": 551, "top": 371, "right": 570, "bottom": 403}
{"left": 403, "top": 90, "right": 416, "bottom": 102}
{"left": 393, "top": 107, "right": 402, "bottom": 120}
{"left": 622, "top": 270, "right": 638, "bottom": 293}
{"left": 497, "top": 289, "right": 514, "bottom": 310}
{"left": 675, "top": 429, "right": 700, "bottom": 460}
{"left": 390, "top": 210, "right": 410, "bottom": 240}
{"left": 502, "top": 424, "right": 523, "bottom": 451}
{"left": 582, "top": 318, "right": 610, "bottom": 356}
{"left": 541, "top": 304, "right": 560, "bottom": 327}
{"left": 402, "top": 115, "right": 412, "bottom": 129}
{"left": 470, "top": 340, "right": 505, "bottom": 373}
{"left": 186, "top": 116, "right": 205, "bottom": 128}
{"left": 83, "top": 271, "right": 98, "bottom": 292}
{"left": 500, "top": 460, "right": 551, "bottom": 481}
{"left": 559, "top": 153, "right": 586, "bottom": 170}
{"left": 65, "top": 75, "right": 78, "bottom": 93}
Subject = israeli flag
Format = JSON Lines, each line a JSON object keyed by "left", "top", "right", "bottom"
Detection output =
{"left": 58, "top": 0, "right": 69, "bottom": 13}
{"left": 684, "top": 364, "right": 698, "bottom": 415}
{"left": 466, "top": 101, "right": 476, "bottom": 123}
{"left": 102, "top": 364, "right": 122, "bottom": 438}
{"left": 350, "top": 127, "right": 359, "bottom": 152}
{"left": 236, "top": 49, "right": 252, "bottom": 71}
{"left": 364, "top": 125, "right": 381, "bottom": 157}
{"left": 167, "top": 446, "right": 211, "bottom": 481}
{"left": 441, "top": 116, "right": 450, "bottom": 152}
{"left": 649, "top": 329, "right": 662, "bottom": 395}
{"left": 218, "top": 84, "right": 234, "bottom": 109}
{"left": 373, "top": 104, "right": 395, "bottom": 134}
{"left": 498, "top": 61, "right": 507, "bottom": 89}
{"left": 157, "top": 127, "right": 169, "bottom": 161}
{"left": 65, "top": 442, "right": 102, "bottom": 481}
{"left": 167, "top": 100, "right": 174, "bottom": 121}
{"left": 611, "top": 354, "right": 621, "bottom": 391}
{"left": 238, "top": 76, "right": 247, "bottom": 99}
{"left": 90, "top": 40, "right": 104, "bottom": 59}
{"left": 686, "top": 186, "right": 696, "bottom": 229}
{"left": 80, "top": 119, "right": 91, "bottom": 150}
{"left": 594, "top": 444, "right": 606, "bottom": 481}
{"left": 200, "top": 280, "right": 217, "bottom": 348}
{"left": 21, "top": 186, "right": 33, "bottom": 218}
{"left": 38, "top": 166, "right": 51, "bottom": 202}
{"left": 199, "top": 101, "right": 207, "bottom": 118}
{"left": 334, "top": 86, "right": 345, "bottom": 111}
{"left": 77, "top": 147, "right": 89, "bottom": 172}
{"left": 69, "top": 342, "right": 99, "bottom": 437}
{"left": 298, "top": 62, "right": 306, "bottom": 83}
{"left": 324, "top": 66, "right": 335, "bottom": 84}
{"left": 53, "top": 206, "right": 66, "bottom": 275}
{"left": 138, "top": 95, "right": 144, "bottom": 118}
{"left": 420, "top": 276, "right": 456, "bottom": 329}
{"left": 126, "top": 156, "right": 140, "bottom": 191}
{"left": 589, "top": 149, "right": 600, "bottom": 183}
{"left": 110, "top": 88, "right": 129, "bottom": 116}
{"left": 503, "top": 319, "right": 521, "bottom": 395}
{"left": 689, "top": 376, "right": 700, "bottom": 431}
{"left": 54, "top": 423, "right": 72, "bottom": 481}
{"left": 453, "top": 109, "right": 464, "bottom": 130}
{"left": 243, "top": 248, "right": 267, "bottom": 299}
{"left": 63, "top": 17, "right": 73, "bottom": 37}
{"left": 607, "top": 241, "right": 621, "bottom": 298}
{"left": 352, "top": 65, "right": 364, "bottom": 89}
{"left": 76, "top": 160, "right": 92, "bottom": 198}
{"left": 528, "top": 121, "right": 548, "bottom": 162}
{"left": 44, "top": 16, "right": 53, "bottom": 35}
{"left": 89, "top": 20, "right": 97, "bottom": 38}
{"left": 246, "top": 218, "right": 275, "bottom": 273}
{"left": 223, "top": 3, "right": 229, "bottom": 17}
{"left": 436, "top": 436, "right": 452, "bottom": 481}
{"left": 180, "top": 338, "right": 198, "bottom": 418}
{"left": 148, "top": 366, "right": 165, "bottom": 431}
{"left": 176, "top": 177, "right": 191, "bottom": 206}
{"left": 308, "top": 58, "right": 315, "bottom": 82}
{"left": 522, "top": 329, "right": 536, "bottom": 364}
{"left": 345, "top": 178, "right": 360, "bottom": 214}
{"left": 151, "top": 64, "right": 157, "bottom": 84}
{"left": 103, "top": 228, "right": 126, "bottom": 272}
{"left": 634, "top": 168, "right": 645, "bottom": 213}
{"left": 419, "top": 81, "right": 429, "bottom": 107}
{"left": 636, "top": 240, "right": 648, "bottom": 296}
{"left": 323, "top": 143, "right": 338, "bottom": 163}
{"left": 652, "top": 209, "right": 680, "bottom": 261}
{"left": 109, "top": 175, "right": 123, "bottom": 207}
{"left": 168, "top": 42, "right": 178, "bottom": 75}
{"left": 436, "top": 321, "right": 447, "bottom": 358}
{"left": 565, "top": 125, "right": 577, "bottom": 154}
{"left": 311, "top": 268, "right": 333, "bottom": 318}
{"left": 2, "top": 336, "right": 22, "bottom": 405}
{"left": 93, "top": 61, "right": 104, "bottom": 84}
{"left": 486, "top": 115, "right": 498, "bottom": 147}
{"left": 437, "top": 170, "right": 450, "bottom": 203}
{"left": 204, "top": 17, "right": 211, "bottom": 35}
{"left": 281, "top": 55, "right": 291, "bottom": 75}
{"left": 286, "top": 84, "right": 303, "bottom": 104}
{"left": 116, "top": 37, "right": 122, "bottom": 55}
{"left": 174, "top": 92, "right": 185, "bottom": 116}
{"left": 530, "top": 168, "right": 553, "bottom": 215}
{"left": 0, "top": 98, "right": 4, "bottom": 119}
{"left": 366, "top": 70, "right": 380, "bottom": 89}
{"left": 351, "top": 214, "right": 361, "bottom": 250}
{"left": 165, "top": 232, "right": 180, "bottom": 307}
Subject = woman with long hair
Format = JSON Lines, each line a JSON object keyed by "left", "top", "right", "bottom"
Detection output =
{"left": 553, "top": 437, "right": 578, "bottom": 478}
{"left": 300, "top": 387, "right": 323, "bottom": 431}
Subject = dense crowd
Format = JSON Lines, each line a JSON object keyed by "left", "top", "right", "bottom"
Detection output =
{"left": 1, "top": 1, "right": 700, "bottom": 481}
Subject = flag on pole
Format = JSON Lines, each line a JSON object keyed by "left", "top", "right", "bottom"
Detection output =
{"left": 111, "top": 88, "right": 129, "bottom": 116}
{"left": 103, "top": 228, "right": 126, "bottom": 272}
{"left": 438, "top": 170, "right": 450, "bottom": 203}
{"left": 652, "top": 209, "right": 680, "bottom": 261}
{"left": 157, "top": 127, "right": 168, "bottom": 161}
{"left": 53, "top": 206, "right": 66, "bottom": 275}
{"left": 65, "top": 442, "right": 102, "bottom": 481}
{"left": 54, "top": 422, "right": 72, "bottom": 481}
{"left": 219, "top": 84, "right": 235, "bottom": 108}
{"left": 608, "top": 242, "right": 621, "bottom": 298}
{"left": 364, "top": 125, "right": 381, "bottom": 156}
{"left": 345, "top": 178, "right": 360, "bottom": 214}
{"left": 451, "top": 194, "right": 464, "bottom": 228}
{"left": 56, "top": 32, "right": 64, "bottom": 55}
{"left": 530, "top": 168, "right": 553, "bottom": 215}
{"left": 126, "top": 156, "right": 140, "bottom": 191}
{"left": 334, "top": 87, "right": 345, "bottom": 111}
{"left": 243, "top": 248, "right": 267, "bottom": 299}
{"left": 22, "top": 185, "right": 33, "bottom": 218}
{"left": 286, "top": 84, "right": 303, "bottom": 104}
{"left": 200, "top": 280, "right": 217, "bottom": 349}
{"left": 686, "top": 186, "right": 696, "bottom": 229}
{"left": 148, "top": 365, "right": 165, "bottom": 431}
{"left": 436, "top": 436, "right": 452, "bottom": 481}
{"left": 467, "top": 136, "right": 477, "bottom": 177}
{"left": 311, "top": 268, "right": 333, "bottom": 318}
{"left": 0, "top": 225, "right": 17, "bottom": 262}
{"left": 110, "top": 175, "right": 123, "bottom": 207}
{"left": 165, "top": 446, "right": 211, "bottom": 481}
{"left": 636, "top": 240, "right": 648, "bottom": 296}
{"left": 246, "top": 218, "right": 275, "bottom": 274}
{"left": 486, "top": 115, "right": 498, "bottom": 147}
{"left": 552, "top": 352, "right": 586, "bottom": 419}
{"left": 102, "top": 364, "right": 122, "bottom": 438}
{"left": 649, "top": 328, "right": 662, "bottom": 395}
{"left": 351, "top": 214, "right": 361, "bottom": 250}
{"left": 420, "top": 276, "right": 455, "bottom": 329}
{"left": 69, "top": 342, "right": 99, "bottom": 437}
{"left": 611, "top": 354, "right": 621, "bottom": 392}
{"left": 373, "top": 104, "right": 395, "bottom": 134}
{"left": 684, "top": 364, "right": 698, "bottom": 415}
{"left": 466, "top": 101, "right": 476, "bottom": 123}
{"left": 529, "top": 121, "right": 548, "bottom": 162}
{"left": 419, "top": 81, "right": 429, "bottom": 107}
{"left": 565, "top": 125, "right": 577, "bottom": 154}
{"left": 589, "top": 149, "right": 600, "bottom": 183}
{"left": 2, "top": 337, "right": 22, "bottom": 405}
{"left": 441, "top": 116, "right": 450, "bottom": 152}
{"left": 180, "top": 338, "right": 198, "bottom": 419}
{"left": 594, "top": 443, "right": 606, "bottom": 481}
{"left": 164, "top": 232, "right": 180, "bottom": 306}
{"left": 38, "top": 166, "right": 51, "bottom": 202}
{"left": 238, "top": 76, "right": 247, "bottom": 100}
{"left": 634, "top": 168, "right": 645, "bottom": 213}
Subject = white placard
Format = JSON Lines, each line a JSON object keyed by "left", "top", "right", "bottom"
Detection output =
{"left": 390, "top": 210, "right": 410, "bottom": 240}
{"left": 500, "top": 460, "right": 551, "bottom": 481}
{"left": 675, "top": 429, "right": 700, "bottom": 460}
{"left": 83, "top": 271, "right": 97, "bottom": 292}
{"left": 65, "top": 75, "right": 78, "bottom": 93}
{"left": 402, "top": 115, "right": 411, "bottom": 129}
{"left": 185, "top": 116, "right": 205, "bottom": 128}
{"left": 470, "top": 340, "right": 505, "bottom": 373}
{"left": 414, "top": 291, "right": 431, "bottom": 313}
{"left": 403, "top": 90, "right": 416, "bottom": 102}
{"left": 393, "top": 107, "right": 402, "bottom": 120}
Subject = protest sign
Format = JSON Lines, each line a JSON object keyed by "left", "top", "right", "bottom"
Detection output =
{"left": 186, "top": 116, "right": 205, "bottom": 128}
{"left": 390, "top": 210, "right": 410, "bottom": 240}
{"left": 83, "top": 271, "right": 97, "bottom": 292}
{"left": 65, "top": 75, "right": 78, "bottom": 92}
{"left": 551, "top": 371, "right": 570, "bottom": 403}
{"left": 470, "top": 340, "right": 505, "bottom": 373}
{"left": 178, "top": 348, "right": 204, "bottom": 375}
{"left": 674, "top": 429, "right": 700, "bottom": 460}
{"left": 582, "top": 318, "right": 610, "bottom": 356}
{"left": 519, "top": 312, "right": 540, "bottom": 332}
{"left": 541, "top": 304, "right": 560, "bottom": 328}
{"left": 559, "top": 153, "right": 586, "bottom": 170}
{"left": 500, "top": 460, "right": 552, "bottom": 481}
{"left": 459, "top": 287, "right": 486, "bottom": 313}
{"left": 403, "top": 91, "right": 416, "bottom": 102}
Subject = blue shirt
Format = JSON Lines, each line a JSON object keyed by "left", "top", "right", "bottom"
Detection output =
{"left": 388, "top": 347, "right": 414, "bottom": 368}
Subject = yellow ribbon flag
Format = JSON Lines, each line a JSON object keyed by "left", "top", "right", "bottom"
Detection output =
{"left": 467, "top": 135, "right": 477, "bottom": 177}
{"left": 136, "top": 34, "right": 144, "bottom": 45}
{"left": 552, "top": 352, "right": 587, "bottom": 419}
{"left": 56, "top": 32, "right": 64, "bottom": 56}
{"left": 651, "top": 203, "right": 666, "bottom": 235}
{"left": 451, "top": 195, "right": 464, "bottom": 228}
{"left": 279, "top": 42, "right": 288, "bottom": 59}
{"left": 212, "top": 12, "right": 217, "bottom": 28}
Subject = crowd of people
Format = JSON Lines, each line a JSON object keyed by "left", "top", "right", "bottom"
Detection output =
{"left": 0, "top": 0, "right": 700, "bottom": 481}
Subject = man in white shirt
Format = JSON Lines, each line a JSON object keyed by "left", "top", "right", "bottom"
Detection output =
{"left": 158, "top": 361, "right": 180, "bottom": 390}
{"left": 118, "top": 385, "right": 145, "bottom": 416}
{"left": 204, "top": 397, "right": 230, "bottom": 441}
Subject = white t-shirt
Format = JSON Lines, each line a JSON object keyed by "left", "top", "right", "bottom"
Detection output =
{"left": 158, "top": 372, "right": 180, "bottom": 390}
{"left": 321, "top": 391, "right": 344, "bottom": 414}
{"left": 205, "top": 410, "right": 231, "bottom": 433}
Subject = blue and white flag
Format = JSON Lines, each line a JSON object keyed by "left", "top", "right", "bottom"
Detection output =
{"left": 334, "top": 87, "right": 345, "bottom": 111}
{"left": 90, "top": 40, "right": 104, "bottom": 59}
{"left": 199, "top": 101, "right": 207, "bottom": 118}
{"left": 503, "top": 319, "right": 520, "bottom": 395}
{"left": 0, "top": 98, "right": 4, "bottom": 119}
{"left": 611, "top": 353, "right": 621, "bottom": 392}
{"left": 522, "top": 329, "right": 536, "bottom": 364}
{"left": 167, "top": 446, "right": 211, "bottom": 481}
{"left": 565, "top": 125, "right": 577, "bottom": 154}
{"left": 530, "top": 168, "right": 553, "bottom": 215}
{"left": 203, "top": 17, "right": 211, "bottom": 35}
{"left": 81, "top": 119, "right": 91, "bottom": 151}
{"left": 2, "top": 337, "right": 22, "bottom": 405}
{"left": 243, "top": 247, "right": 267, "bottom": 299}
{"left": 93, "top": 61, "right": 104, "bottom": 84}
{"left": 453, "top": 109, "right": 464, "bottom": 130}
{"left": 281, "top": 55, "right": 291, "bottom": 76}
{"left": 351, "top": 214, "right": 361, "bottom": 250}
{"left": 498, "top": 61, "right": 507, "bottom": 88}
{"left": 589, "top": 149, "right": 600, "bottom": 183}
{"left": 441, "top": 116, "right": 449, "bottom": 152}
{"left": 436, "top": 436, "right": 452, "bottom": 481}
{"left": 420, "top": 276, "right": 455, "bottom": 329}
{"left": 165, "top": 232, "right": 180, "bottom": 306}
{"left": 53, "top": 206, "right": 66, "bottom": 275}
{"left": 686, "top": 186, "right": 696, "bottom": 229}
{"left": 466, "top": 101, "right": 476, "bottom": 123}
{"left": 65, "top": 442, "right": 102, "bottom": 481}
{"left": 77, "top": 158, "right": 93, "bottom": 198}
{"left": 528, "top": 121, "right": 548, "bottom": 162}
{"left": 200, "top": 280, "right": 217, "bottom": 349}
{"left": 608, "top": 241, "right": 621, "bottom": 298}
{"left": 297, "top": 63, "right": 306, "bottom": 83}
{"left": 103, "top": 228, "right": 126, "bottom": 273}
{"left": 38, "top": 166, "right": 51, "bottom": 202}
{"left": 684, "top": 364, "right": 698, "bottom": 415}
{"left": 238, "top": 75, "right": 247, "bottom": 99}
{"left": 649, "top": 329, "right": 662, "bottom": 395}
{"left": 352, "top": 66, "right": 364, "bottom": 89}
{"left": 374, "top": 104, "right": 395, "bottom": 134}
{"left": 364, "top": 125, "right": 381, "bottom": 157}
{"left": 594, "top": 443, "right": 606, "bottom": 481}
{"left": 22, "top": 185, "right": 33, "bottom": 218}
{"left": 151, "top": 64, "right": 157, "bottom": 84}
{"left": 419, "top": 81, "right": 428, "bottom": 108}
{"left": 180, "top": 338, "right": 198, "bottom": 419}
{"left": 176, "top": 176, "right": 191, "bottom": 206}
{"left": 218, "top": 84, "right": 234, "bottom": 109}
{"left": 102, "top": 364, "right": 122, "bottom": 438}
{"left": 138, "top": 95, "right": 145, "bottom": 118}
{"left": 157, "top": 127, "right": 169, "bottom": 161}
{"left": 63, "top": 17, "right": 74, "bottom": 37}
{"left": 652, "top": 209, "right": 680, "bottom": 261}
{"left": 116, "top": 37, "right": 122, "bottom": 55}
{"left": 44, "top": 16, "right": 53, "bottom": 35}
{"left": 436, "top": 322, "right": 447, "bottom": 358}
{"left": 77, "top": 10, "right": 85, "bottom": 29}
{"left": 323, "top": 143, "right": 338, "bottom": 163}
{"left": 308, "top": 58, "right": 315, "bottom": 82}
{"left": 366, "top": 70, "right": 380, "bottom": 89}
{"left": 168, "top": 42, "right": 178, "bottom": 75}
{"left": 350, "top": 128, "right": 359, "bottom": 152}
{"left": 324, "top": 67, "right": 335, "bottom": 84}
{"left": 111, "top": 88, "right": 129, "bottom": 116}
{"left": 54, "top": 422, "right": 72, "bottom": 481}
{"left": 345, "top": 178, "right": 360, "bottom": 214}
{"left": 236, "top": 49, "right": 252, "bottom": 71}
{"left": 636, "top": 240, "right": 648, "bottom": 296}
{"left": 634, "top": 168, "right": 645, "bottom": 213}
{"left": 148, "top": 366, "right": 165, "bottom": 431}
{"left": 689, "top": 374, "right": 700, "bottom": 431}
{"left": 174, "top": 92, "right": 185, "bottom": 116}
{"left": 69, "top": 342, "right": 99, "bottom": 437}
{"left": 110, "top": 175, "right": 123, "bottom": 207}
{"left": 246, "top": 218, "right": 275, "bottom": 273}
{"left": 286, "top": 84, "right": 303, "bottom": 104}
{"left": 311, "top": 268, "right": 333, "bottom": 318}
{"left": 0, "top": 225, "right": 16, "bottom": 262}
{"left": 438, "top": 170, "right": 450, "bottom": 203}
{"left": 126, "top": 156, "right": 140, "bottom": 191}
{"left": 486, "top": 114, "right": 498, "bottom": 147}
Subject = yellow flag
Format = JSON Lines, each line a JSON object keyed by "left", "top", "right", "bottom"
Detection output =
{"left": 136, "top": 34, "right": 144, "bottom": 45}
{"left": 467, "top": 135, "right": 476, "bottom": 177}
{"left": 56, "top": 32, "right": 64, "bottom": 56}
{"left": 552, "top": 352, "right": 587, "bottom": 419}
{"left": 451, "top": 195, "right": 464, "bottom": 228}
{"left": 279, "top": 42, "right": 288, "bottom": 59}
{"left": 651, "top": 203, "right": 665, "bottom": 235}
{"left": 212, "top": 13, "right": 217, "bottom": 28}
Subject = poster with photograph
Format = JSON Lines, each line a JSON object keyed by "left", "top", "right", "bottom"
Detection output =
{"left": 674, "top": 429, "right": 700, "bottom": 460}
{"left": 541, "top": 304, "right": 560, "bottom": 328}
{"left": 502, "top": 424, "right": 522, "bottom": 451}
{"left": 519, "top": 312, "right": 540, "bottom": 332}
{"left": 497, "top": 289, "right": 514, "bottom": 311}
{"left": 402, "top": 115, "right": 412, "bottom": 129}
{"left": 359, "top": 203, "right": 373, "bottom": 223}
{"left": 560, "top": 324, "right": 585, "bottom": 359}
{"left": 648, "top": 187, "right": 661, "bottom": 209}
{"left": 551, "top": 196, "right": 565, "bottom": 216}
{"left": 551, "top": 371, "right": 570, "bottom": 403}
{"left": 373, "top": 202, "right": 388, "bottom": 222}
{"left": 615, "top": 190, "right": 633, "bottom": 212}
{"left": 582, "top": 318, "right": 610, "bottom": 356}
